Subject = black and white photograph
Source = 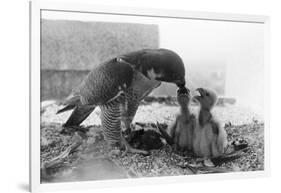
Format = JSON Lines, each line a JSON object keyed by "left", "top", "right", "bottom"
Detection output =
{"left": 38, "top": 7, "right": 266, "bottom": 184}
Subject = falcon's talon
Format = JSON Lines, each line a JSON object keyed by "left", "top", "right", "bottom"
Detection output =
{"left": 109, "top": 149, "right": 121, "bottom": 156}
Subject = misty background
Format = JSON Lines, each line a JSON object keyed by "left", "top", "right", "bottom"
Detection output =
{"left": 41, "top": 10, "right": 264, "bottom": 115}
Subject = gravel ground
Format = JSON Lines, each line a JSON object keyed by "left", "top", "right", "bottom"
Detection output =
{"left": 40, "top": 101, "right": 264, "bottom": 182}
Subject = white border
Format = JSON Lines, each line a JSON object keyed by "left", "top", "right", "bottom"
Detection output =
{"left": 30, "top": 1, "right": 270, "bottom": 192}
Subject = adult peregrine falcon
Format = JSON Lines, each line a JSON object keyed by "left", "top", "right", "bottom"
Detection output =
{"left": 57, "top": 48, "right": 186, "bottom": 154}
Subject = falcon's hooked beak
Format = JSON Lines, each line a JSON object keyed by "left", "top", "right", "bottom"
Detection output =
{"left": 176, "top": 79, "right": 186, "bottom": 88}
{"left": 146, "top": 68, "right": 186, "bottom": 86}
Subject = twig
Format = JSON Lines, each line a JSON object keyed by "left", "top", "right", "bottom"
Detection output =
{"left": 43, "top": 140, "right": 82, "bottom": 169}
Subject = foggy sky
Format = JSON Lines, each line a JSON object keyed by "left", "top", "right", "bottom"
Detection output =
{"left": 42, "top": 10, "right": 265, "bottom": 115}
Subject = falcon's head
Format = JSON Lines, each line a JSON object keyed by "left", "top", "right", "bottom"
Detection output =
{"left": 145, "top": 64, "right": 186, "bottom": 88}
{"left": 140, "top": 49, "right": 186, "bottom": 88}
{"left": 120, "top": 49, "right": 186, "bottom": 88}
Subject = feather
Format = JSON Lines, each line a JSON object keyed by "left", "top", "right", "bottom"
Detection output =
{"left": 63, "top": 105, "right": 96, "bottom": 127}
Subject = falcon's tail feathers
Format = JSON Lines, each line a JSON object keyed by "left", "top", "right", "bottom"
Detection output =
{"left": 56, "top": 105, "right": 76, "bottom": 114}
{"left": 56, "top": 95, "right": 81, "bottom": 114}
{"left": 64, "top": 106, "right": 96, "bottom": 127}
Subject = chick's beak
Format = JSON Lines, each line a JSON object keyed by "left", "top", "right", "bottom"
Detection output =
{"left": 195, "top": 88, "right": 204, "bottom": 96}
{"left": 192, "top": 88, "right": 204, "bottom": 103}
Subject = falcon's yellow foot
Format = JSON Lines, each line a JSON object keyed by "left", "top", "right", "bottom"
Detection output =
{"left": 107, "top": 137, "right": 149, "bottom": 156}
{"left": 121, "top": 136, "right": 149, "bottom": 155}
{"left": 106, "top": 141, "right": 122, "bottom": 157}
{"left": 106, "top": 143, "right": 122, "bottom": 157}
